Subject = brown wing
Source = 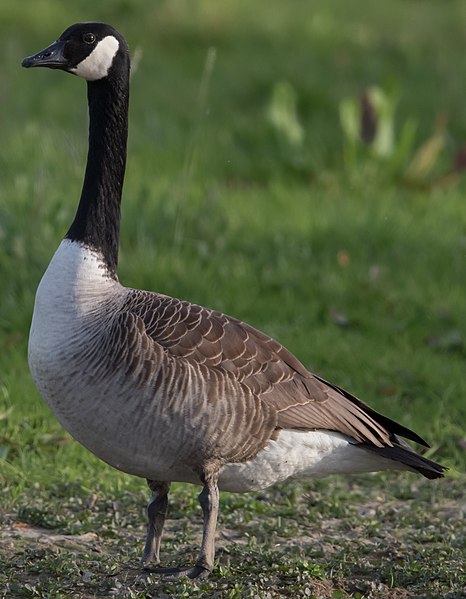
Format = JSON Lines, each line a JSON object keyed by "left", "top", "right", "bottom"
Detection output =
{"left": 124, "top": 289, "right": 427, "bottom": 449}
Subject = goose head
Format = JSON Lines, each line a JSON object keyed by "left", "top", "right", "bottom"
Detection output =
{"left": 21, "top": 22, "right": 129, "bottom": 81}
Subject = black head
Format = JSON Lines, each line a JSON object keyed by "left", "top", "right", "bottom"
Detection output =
{"left": 22, "top": 22, "right": 129, "bottom": 81}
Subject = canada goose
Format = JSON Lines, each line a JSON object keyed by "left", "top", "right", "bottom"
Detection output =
{"left": 23, "top": 23, "right": 446, "bottom": 580}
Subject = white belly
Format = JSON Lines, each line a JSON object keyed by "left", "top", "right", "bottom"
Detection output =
{"left": 218, "top": 430, "right": 401, "bottom": 492}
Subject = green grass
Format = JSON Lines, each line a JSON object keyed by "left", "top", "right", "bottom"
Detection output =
{"left": 1, "top": 1, "right": 465, "bottom": 597}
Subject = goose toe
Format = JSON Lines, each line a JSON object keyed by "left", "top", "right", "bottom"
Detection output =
{"left": 144, "top": 564, "right": 212, "bottom": 580}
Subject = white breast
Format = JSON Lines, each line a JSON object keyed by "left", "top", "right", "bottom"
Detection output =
{"left": 28, "top": 240, "right": 124, "bottom": 445}
{"left": 29, "top": 239, "right": 119, "bottom": 366}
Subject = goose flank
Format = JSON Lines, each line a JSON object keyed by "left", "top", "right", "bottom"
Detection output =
{"left": 22, "top": 23, "right": 447, "bottom": 579}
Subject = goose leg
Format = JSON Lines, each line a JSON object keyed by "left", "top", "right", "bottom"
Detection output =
{"left": 190, "top": 473, "right": 219, "bottom": 578}
{"left": 141, "top": 480, "right": 170, "bottom": 567}
{"left": 146, "top": 471, "right": 219, "bottom": 580}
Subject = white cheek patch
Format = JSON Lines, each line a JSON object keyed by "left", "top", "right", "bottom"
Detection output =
{"left": 71, "top": 35, "right": 119, "bottom": 81}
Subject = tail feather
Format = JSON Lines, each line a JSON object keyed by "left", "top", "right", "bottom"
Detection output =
{"left": 313, "top": 375, "right": 430, "bottom": 447}
{"left": 358, "top": 443, "right": 447, "bottom": 479}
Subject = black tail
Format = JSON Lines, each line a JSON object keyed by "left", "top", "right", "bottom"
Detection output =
{"left": 359, "top": 443, "right": 447, "bottom": 479}
{"left": 313, "top": 375, "right": 431, "bottom": 447}
{"left": 312, "top": 375, "right": 447, "bottom": 479}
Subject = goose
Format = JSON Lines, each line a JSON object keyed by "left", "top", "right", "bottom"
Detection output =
{"left": 22, "top": 23, "right": 446, "bottom": 580}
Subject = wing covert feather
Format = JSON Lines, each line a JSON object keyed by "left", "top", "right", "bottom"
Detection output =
{"left": 121, "top": 290, "right": 423, "bottom": 449}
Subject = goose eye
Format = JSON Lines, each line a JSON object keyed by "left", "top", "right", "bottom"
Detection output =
{"left": 83, "top": 33, "right": 96, "bottom": 44}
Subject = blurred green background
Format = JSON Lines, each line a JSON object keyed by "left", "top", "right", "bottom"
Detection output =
{"left": 1, "top": 0, "right": 465, "bottom": 496}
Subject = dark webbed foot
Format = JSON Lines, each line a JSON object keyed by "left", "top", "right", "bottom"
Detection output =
{"left": 143, "top": 564, "right": 211, "bottom": 580}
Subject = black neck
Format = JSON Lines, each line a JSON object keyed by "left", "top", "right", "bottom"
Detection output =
{"left": 66, "top": 70, "right": 129, "bottom": 277}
